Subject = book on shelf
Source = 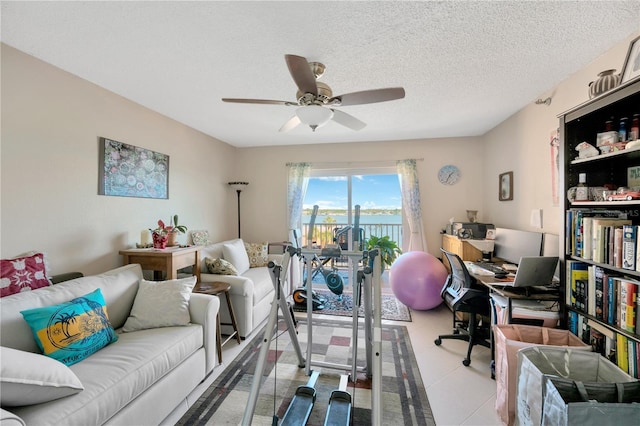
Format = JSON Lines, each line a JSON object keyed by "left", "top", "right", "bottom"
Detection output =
{"left": 623, "top": 224, "right": 637, "bottom": 270}
{"left": 589, "top": 326, "right": 608, "bottom": 356}
{"left": 606, "top": 225, "right": 614, "bottom": 265}
{"left": 594, "top": 265, "right": 605, "bottom": 321}
{"left": 587, "top": 265, "right": 596, "bottom": 317}
{"left": 637, "top": 288, "right": 640, "bottom": 333}
{"left": 582, "top": 217, "right": 593, "bottom": 260}
{"left": 629, "top": 339, "right": 637, "bottom": 378}
{"left": 568, "top": 261, "right": 589, "bottom": 311}
{"left": 567, "top": 209, "right": 629, "bottom": 258}
{"left": 566, "top": 209, "right": 574, "bottom": 255}
{"left": 607, "top": 274, "right": 618, "bottom": 326}
{"left": 614, "top": 226, "right": 624, "bottom": 268}
{"left": 593, "top": 218, "right": 632, "bottom": 263}
{"left": 617, "top": 333, "right": 629, "bottom": 373}
{"left": 619, "top": 278, "right": 639, "bottom": 334}
{"left": 602, "top": 268, "right": 609, "bottom": 323}
{"left": 568, "top": 310, "right": 578, "bottom": 335}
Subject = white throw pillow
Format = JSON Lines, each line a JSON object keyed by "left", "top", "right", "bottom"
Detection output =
{"left": 222, "top": 239, "right": 250, "bottom": 274}
{"left": 122, "top": 276, "right": 196, "bottom": 332}
{"left": 0, "top": 346, "right": 84, "bottom": 406}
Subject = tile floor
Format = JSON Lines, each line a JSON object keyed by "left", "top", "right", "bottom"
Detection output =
{"left": 162, "top": 298, "right": 502, "bottom": 425}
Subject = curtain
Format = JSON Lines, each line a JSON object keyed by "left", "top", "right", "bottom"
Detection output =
{"left": 397, "top": 159, "right": 427, "bottom": 252}
{"left": 287, "top": 162, "right": 311, "bottom": 240}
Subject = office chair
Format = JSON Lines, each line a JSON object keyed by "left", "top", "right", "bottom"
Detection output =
{"left": 435, "top": 249, "right": 491, "bottom": 366}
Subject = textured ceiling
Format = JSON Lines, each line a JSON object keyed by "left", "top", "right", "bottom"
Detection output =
{"left": 2, "top": 1, "right": 639, "bottom": 148}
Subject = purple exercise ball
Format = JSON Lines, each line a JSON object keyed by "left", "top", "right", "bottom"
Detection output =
{"left": 389, "top": 251, "right": 448, "bottom": 310}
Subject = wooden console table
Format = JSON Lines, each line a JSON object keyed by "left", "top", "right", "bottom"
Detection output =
{"left": 119, "top": 246, "right": 201, "bottom": 282}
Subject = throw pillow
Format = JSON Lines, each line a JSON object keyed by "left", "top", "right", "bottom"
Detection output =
{"left": 245, "top": 242, "right": 269, "bottom": 267}
{"left": 204, "top": 257, "right": 238, "bottom": 275}
{"left": 191, "top": 230, "right": 209, "bottom": 246}
{"left": 0, "top": 346, "right": 84, "bottom": 406}
{"left": 122, "top": 276, "right": 196, "bottom": 332}
{"left": 222, "top": 239, "right": 251, "bottom": 275}
{"left": 20, "top": 288, "right": 118, "bottom": 366}
{"left": 1, "top": 252, "right": 51, "bottom": 297}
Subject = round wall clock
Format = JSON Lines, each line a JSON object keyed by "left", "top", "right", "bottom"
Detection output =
{"left": 438, "top": 165, "right": 460, "bottom": 185}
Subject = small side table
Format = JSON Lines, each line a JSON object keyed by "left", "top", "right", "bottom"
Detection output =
{"left": 193, "top": 281, "right": 241, "bottom": 363}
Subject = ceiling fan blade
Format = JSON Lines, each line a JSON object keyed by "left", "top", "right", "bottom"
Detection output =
{"left": 222, "top": 98, "right": 296, "bottom": 106}
{"left": 285, "top": 54, "right": 317, "bottom": 96}
{"left": 279, "top": 115, "right": 301, "bottom": 133}
{"left": 329, "top": 87, "right": 405, "bottom": 106}
{"left": 330, "top": 109, "right": 366, "bottom": 131}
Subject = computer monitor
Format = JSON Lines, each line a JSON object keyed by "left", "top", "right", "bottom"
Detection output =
{"left": 493, "top": 228, "right": 543, "bottom": 265}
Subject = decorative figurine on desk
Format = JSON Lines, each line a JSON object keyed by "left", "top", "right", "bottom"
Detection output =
{"left": 466, "top": 210, "right": 478, "bottom": 223}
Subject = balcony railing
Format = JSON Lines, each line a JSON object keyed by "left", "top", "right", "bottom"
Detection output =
{"left": 301, "top": 223, "right": 402, "bottom": 251}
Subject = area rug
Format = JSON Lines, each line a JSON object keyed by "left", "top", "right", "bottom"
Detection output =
{"left": 177, "top": 318, "right": 434, "bottom": 425}
{"left": 293, "top": 288, "right": 412, "bottom": 322}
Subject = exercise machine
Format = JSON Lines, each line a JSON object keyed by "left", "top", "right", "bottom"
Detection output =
{"left": 241, "top": 244, "right": 383, "bottom": 425}
{"left": 297, "top": 204, "right": 348, "bottom": 300}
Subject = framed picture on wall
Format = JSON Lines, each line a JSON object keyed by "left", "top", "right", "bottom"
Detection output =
{"left": 98, "top": 137, "right": 169, "bottom": 199}
{"left": 499, "top": 171, "right": 513, "bottom": 201}
{"left": 621, "top": 35, "right": 640, "bottom": 84}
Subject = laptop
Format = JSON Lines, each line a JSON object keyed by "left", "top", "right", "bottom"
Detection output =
{"left": 499, "top": 256, "right": 559, "bottom": 288}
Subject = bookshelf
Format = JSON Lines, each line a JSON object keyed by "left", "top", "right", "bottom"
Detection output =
{"left": 560, "top": 77, "right": 640, "bottom": 378}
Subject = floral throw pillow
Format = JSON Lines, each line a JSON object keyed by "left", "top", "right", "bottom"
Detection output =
{"left": 191, "top": 230, "right": 209, "bottom": 246}
{"left": 245, "top": 242, "right": 269, "bottom": 268}
{"left": 204, "top": 257, "right": 238, "bottom": 275}
{"left": 1, "top": 252, "right": 51, "bottom": 297}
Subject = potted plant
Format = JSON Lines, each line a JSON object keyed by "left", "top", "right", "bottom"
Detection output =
{"left": 366, "top": 235, "right": 402, "bottom": 271}
{"left": 167, "top": 214, "right": 187, "bottom": 247}
{"left": 150, "top": 220, "right": 171, "bottom": 249}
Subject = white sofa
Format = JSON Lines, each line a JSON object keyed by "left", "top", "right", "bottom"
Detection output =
{"left": 198, "top": 238, "right": 299, "bottom": 339}
{"left": 0, "top": 264, "right": 220, "bottom": 426}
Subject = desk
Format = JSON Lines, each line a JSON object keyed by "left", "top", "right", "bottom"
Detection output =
{"left": 478, "top": 279, "right": 560, "bottom": 323}
{"left": 442, "top": 234, "right": 494, "bottom": 268}
{"left": 119, "top": 246, "right": 201, "bottom": 282}
{"left": 471, "top": 271, "right": 560, "bottom": 378}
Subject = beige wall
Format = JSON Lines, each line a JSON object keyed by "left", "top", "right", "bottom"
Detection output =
{"left": 236, "top": 137, "right": 485, "bottom": 257}
{"left": 1, "top": 44, "right": 238, "bottom": 275}
{"left": 2, "top": 31, "right": 638, "bottom": 273}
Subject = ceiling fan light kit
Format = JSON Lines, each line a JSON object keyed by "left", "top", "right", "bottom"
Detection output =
{"left": 296, "top": 105, "right": 334, "bottom": 132}
{"left": 222, "top": 54, "right": 405, "bottom": 133}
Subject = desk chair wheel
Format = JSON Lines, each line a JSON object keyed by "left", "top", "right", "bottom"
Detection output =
{"left": 462, "top": 358, "right": 471, "bottom": 367}
{"left": 434, "top": 338, "right": 442, "bottom": 345}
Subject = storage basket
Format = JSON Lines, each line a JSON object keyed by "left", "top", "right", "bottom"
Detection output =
{"left": 493, "top": 324, "right": 590, "bottom": 425}
{"left": 541, "top": 375, "right": 640, "bottom": 425}
{"left": 516, "top": 346, "right": 638, "bottom": 426}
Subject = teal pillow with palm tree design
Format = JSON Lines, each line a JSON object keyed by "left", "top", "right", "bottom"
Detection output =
{"left": 20, "top": 288, "right": 118, "bottom": 366}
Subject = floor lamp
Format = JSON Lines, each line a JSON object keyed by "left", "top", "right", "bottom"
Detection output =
{"left": 228, "top": 181, "right": 249, "bottom": 238}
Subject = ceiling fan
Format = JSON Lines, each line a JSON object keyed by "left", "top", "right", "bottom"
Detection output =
{"left": 222, "top": 54, "right": 405, "bottom": 132}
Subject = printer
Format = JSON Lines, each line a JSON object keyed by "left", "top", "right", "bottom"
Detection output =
{"left": 445, "top": 222, "right": 495, "bottom": 239}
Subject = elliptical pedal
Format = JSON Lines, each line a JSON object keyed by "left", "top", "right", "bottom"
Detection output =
{"left": 280, "top": 371, "right": 320, "bottom": 426}
{"left": 323, "top": 374, "right": 352, "bottom": 426}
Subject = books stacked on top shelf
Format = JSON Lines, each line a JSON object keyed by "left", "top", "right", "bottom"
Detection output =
{"left": 565, "top": 208, "right": 631, "bottom": 263}
{"left": 568, "top": 313, "right": 640, "bottom": 378}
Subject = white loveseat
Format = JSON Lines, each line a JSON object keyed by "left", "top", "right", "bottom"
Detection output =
{"left": 0, "top": 264, "right": 220, "bottom": 426}
{"left": 198, "top": 238, "right": 299, "bottom": 339}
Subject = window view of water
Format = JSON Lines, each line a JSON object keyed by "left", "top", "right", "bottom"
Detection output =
{"left": 302, "top": 173, "right": 403, "bottom": 249}
{"left": 302, "top": 214, "right": 402, "bottom": 224}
